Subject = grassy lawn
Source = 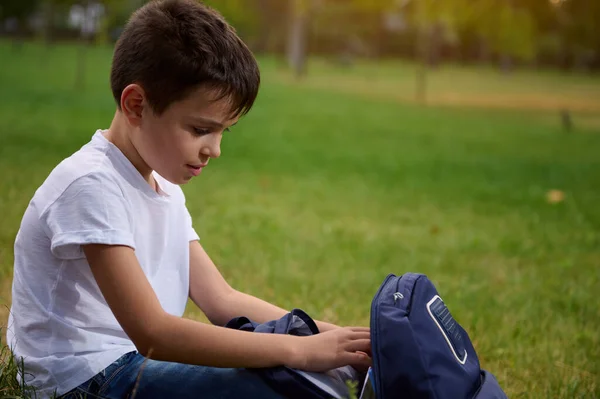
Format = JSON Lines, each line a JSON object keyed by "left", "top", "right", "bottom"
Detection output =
{"left": 0, "top": 41, "right": 599, "bottom": 398}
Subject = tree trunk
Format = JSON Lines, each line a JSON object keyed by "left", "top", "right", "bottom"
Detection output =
{"left": 416, "top": 62, "right": 427, "bottom": 104}
{"left": 477, "top": 36, "right": 491, "bottom": 65}
{"left": 75, "top": 1, "right": 92, "bottom": 91}
{"left": 414, "top": 0, "right": 430, "bottom": 104}
{"left": 254, "top": 0, "right": 271, "bottom": 53}
{"left": 415, "top": 25, "right": 430, "bottom": 104}
{"left": 499, "top": 54, "right": 513, "bottom": 75}
{"left": 287, "top": 0, "right": 308, "bottom": 78}
{"left": 42, "top": 0, "right": 55, "bottom": 46}
{"left": 9, "top": 19, "right": 23, "bottom": 52}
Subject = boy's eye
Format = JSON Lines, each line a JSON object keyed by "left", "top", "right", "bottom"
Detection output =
{"left": 193, "top": 127, "right": 211, "bottom": 136}
{"left": 192, "top": 127, "right": 231, "bottom": 136}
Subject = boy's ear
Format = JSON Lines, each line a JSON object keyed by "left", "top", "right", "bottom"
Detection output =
{"left": 121, "top": 84, "right": 146, "bottom": 127}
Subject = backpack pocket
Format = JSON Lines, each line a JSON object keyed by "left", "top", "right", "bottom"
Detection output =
{"left": 426, "top": 295, "right": 468, "bottom": 365}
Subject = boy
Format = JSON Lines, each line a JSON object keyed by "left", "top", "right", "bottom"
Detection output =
{"left": 7, "top": 0, "right": 371, "bottom": 398}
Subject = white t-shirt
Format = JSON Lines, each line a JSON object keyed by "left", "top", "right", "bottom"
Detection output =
{"left": 7, "top": 130, "right": 199, "bottom": 398}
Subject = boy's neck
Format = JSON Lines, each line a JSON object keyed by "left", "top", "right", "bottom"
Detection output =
{"left": 105, "top": 110, "right": 156, "bottom": 189}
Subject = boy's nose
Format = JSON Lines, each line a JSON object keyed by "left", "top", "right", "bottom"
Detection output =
{"left": 211, "top": 144, "right": 221, "bottom": 159}
{"left": 200, "top": 134, "right": 221, "bottom": 159}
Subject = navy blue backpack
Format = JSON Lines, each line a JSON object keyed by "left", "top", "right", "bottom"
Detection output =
{"left": 368, "top": 273, "right": 508, "bottom": 399}
{"left": 226, "top": 273, "right": 508, "bottom": 399}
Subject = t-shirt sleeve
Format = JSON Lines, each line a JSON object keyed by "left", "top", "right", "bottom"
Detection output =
{"left": 41, "top": 173, "right": 136, "bottom": 260}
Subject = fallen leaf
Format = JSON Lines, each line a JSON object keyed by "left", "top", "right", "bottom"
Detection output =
{"left": 546, "top": 190, "right": 565, "bottom": 204}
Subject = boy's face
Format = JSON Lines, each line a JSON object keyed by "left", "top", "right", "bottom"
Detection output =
{"left": 131, "top": 86, "right": 239, "bottom": 185}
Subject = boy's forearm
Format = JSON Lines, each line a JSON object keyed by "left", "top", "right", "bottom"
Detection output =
{"left": 144, "top": 312, "right": 301, "bottom": 368}
{"left": 208, "top": 290, "right": 340, "bottom": 332}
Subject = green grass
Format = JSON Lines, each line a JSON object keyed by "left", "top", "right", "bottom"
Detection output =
{"left": 1, "top": 41, "right": 599, "bottom": 398}
{"left": 0, "top": 332, "right": 36, "bottom": 398}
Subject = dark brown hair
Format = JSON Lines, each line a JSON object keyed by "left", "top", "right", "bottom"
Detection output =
{"left": 110, "top": 0, "right": 260, "bottom": 118}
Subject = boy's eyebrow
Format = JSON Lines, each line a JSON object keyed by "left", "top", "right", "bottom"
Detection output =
{"left": 191, "top": 116, "right": 238, "bottom": 129}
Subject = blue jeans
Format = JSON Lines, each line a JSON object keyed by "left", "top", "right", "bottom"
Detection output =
{"left": 61, "top": 351, "right": 285, "bottom": 399}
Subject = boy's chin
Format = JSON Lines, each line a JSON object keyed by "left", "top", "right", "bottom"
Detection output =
{"left": 159, "top": 172, "right": 192, "bottom": 186}
{"left": 173, "top": 175, "right": 193, "bottom": 185}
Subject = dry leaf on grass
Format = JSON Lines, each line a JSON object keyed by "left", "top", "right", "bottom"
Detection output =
{"left": 546, "top": 190, "right": 565, "bottom": 204}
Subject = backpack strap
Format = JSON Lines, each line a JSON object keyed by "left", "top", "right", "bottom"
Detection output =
{"left": 251, "top": 309, "right": 319, "bottom": 336}
{"left": 287, "top": 309, "right": 320, "bottom": 335}
{"left": 224, "top": 316, "right": 259, "bottom": 332}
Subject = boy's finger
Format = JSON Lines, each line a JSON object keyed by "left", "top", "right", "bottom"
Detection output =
{"left": 348, "top": 327, "right": 370, "bottom": 333}
{"left": 346, "top": 351, "right": 372, "bottom": 367}
{"left": 346, "top": 338, "right": 371, "bottom": 353}
{"left": 349, "top": 331, "right": 370, "bottom": 341}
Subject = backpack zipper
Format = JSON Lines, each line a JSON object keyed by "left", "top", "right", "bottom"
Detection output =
{"left": 393, "top": 292, "right": 404, "bottom": 303}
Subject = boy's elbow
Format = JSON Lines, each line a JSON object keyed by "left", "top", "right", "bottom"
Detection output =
{"left": 132, "top": 335, "right": 159, "bottom": 358}
{"left": 127, "top": 312, "right": 170, "bottom": 358}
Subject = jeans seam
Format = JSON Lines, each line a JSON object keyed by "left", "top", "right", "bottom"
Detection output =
{"left": 97, "top": 362, "right": 130, "bottom": 395}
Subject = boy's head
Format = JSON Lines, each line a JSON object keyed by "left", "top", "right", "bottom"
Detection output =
{"left": 111, "top": 0, "right": 259, "bottom": 118}
{"left": 108, "top": 0, "right": 260, "bottom": 185}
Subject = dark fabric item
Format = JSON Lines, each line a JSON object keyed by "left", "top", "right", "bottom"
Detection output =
{"left": 370, "top": 273, "right": 509, "bottom": 399}
{"left": 225, "top": 309, "right": 361, "bottom": 399}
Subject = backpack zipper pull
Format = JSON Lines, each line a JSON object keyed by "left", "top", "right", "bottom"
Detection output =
{"left": 393, "top": 292, "right": 404, "bottom": 303}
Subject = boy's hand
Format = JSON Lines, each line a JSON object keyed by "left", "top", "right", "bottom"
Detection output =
{"left": 288, "top": 327, "right": 372, "bottom": 372}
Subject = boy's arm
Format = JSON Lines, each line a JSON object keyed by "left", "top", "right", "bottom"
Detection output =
{"left": 188, "top": 241, "right": 339, "bottom": 332}
{"left": 83, "top": 244, "right": 370, "bottom": 371}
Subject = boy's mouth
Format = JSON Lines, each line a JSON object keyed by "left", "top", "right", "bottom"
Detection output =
{"left": 187, "top": 163, "right": 207, "bottom": 176}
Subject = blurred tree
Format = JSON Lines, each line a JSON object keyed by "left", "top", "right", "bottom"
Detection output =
{"left": 39, "top": 0, "right": 77, "bottom": 44}
{"left": 0, "top": 0, "right": 41, "bottom": 27}
{"left": 406, "top": 0, "right": 538, "bottom": 100}
{"left": 97, "top": 0, "right": 136, "bottom": 44}
{"left": 203, "top": 0, "right": 290, "bottom": 54}
{"left": 518, "top": 0, "right": 599, "bottom": 70}
{"left": 37, "top": 0, "right": 106, "bottom": 88}
{"left": 288, "top": 0, "right": 310, "bottom": 77}
{"left": 0, "top": 0, "right": 41, "bottom": 49}
{"left": 260, "top": 0, "right": 291, "bottom": 54}
{"left": 469, "top": 1, "right": 537, "bottom": 65}
{"left": 558, "top": 0, "right": 600, "bottom": 70}
{"left": 73, "top": 0, "right": 93, "bottom": 90}
{"left": 203, "top": 0, "right": 260, "bottom": 40}
{"left": 2, "top": 0, "right": 597, "bottom": 70}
